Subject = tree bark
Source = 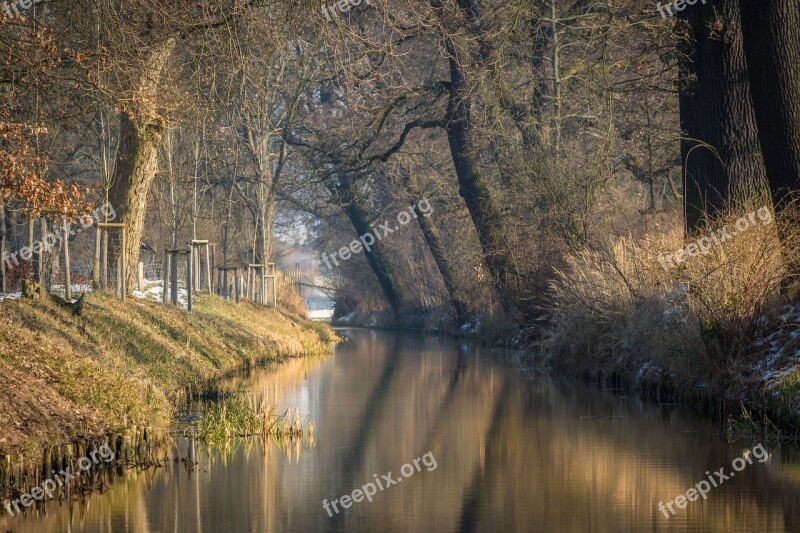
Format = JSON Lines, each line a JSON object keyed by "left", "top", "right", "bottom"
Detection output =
{"left": 336, "top": 176, "right": 403, "bottom": 315}
{"left": 738, "top": 0, "right": 800, "bottom": 210}
{"left": 444, "top": 43, "right": 515, "bottom": 314}
{"left": 0, "top": 199, "right": 5, "bottom": 293}
{"left": 403, "top": 173, "right": 468, "bottom": 321}
{"left": 679, "top": 0, "right": 767, "bottom": 233}
{"left": 108, "top": 38, "right": 176, "bottom": 293}
{"left": 109, "top": 110, "right": 166, "bottom": 292}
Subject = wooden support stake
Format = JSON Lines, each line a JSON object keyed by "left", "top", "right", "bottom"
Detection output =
{"left": 248, "top": 267, "right": 254, "bottom": 300}
{"left": 101, "top": 228, "right": 108, "bottom": 290}
{"left": 210, "top": 245, "right": 216, "bottom": 293}
{"left": 186, "top": 249, "right": 193, "bottom": 312}
{"left": 265, "top": 275, "right": 277, "bottom": 308}
{"left": 193, "top": 247, "right": 199, "bottom": 290}
{"left": 121, "top": 228, "right": 127, "bottom": 302}
{"left": 0, "top": 200, "right": 6, "bottom": 293}
{"left": 205, "top": 247, "right": 211, "bottom": 293}
{"left": 170, "top": 251, "right": 179, "bottom": 306}
{"left": 63, "top": 216, "right": 71, "bottom": 300}
{"left": 162, "top": 254, "right": 169, "bottom": 304}
{"left": 116, "top": 255, "right": 122, "bottom": 300}
{"left": 38, "top": 218, "right": 46, "bottom": 285}
{"left": 93, "top": 225, "right": 101, "bottom": 289}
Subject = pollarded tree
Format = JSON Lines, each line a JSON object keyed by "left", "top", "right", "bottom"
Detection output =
{"left": 56, "top": 0, "right": 311, "bottom": 292}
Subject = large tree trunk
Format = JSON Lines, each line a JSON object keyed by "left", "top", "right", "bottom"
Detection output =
{"left": 738, "top": 0, "right": 800, "bottom": 210}
{"left": 0, "top": 199, "right": 5, "bottom": 292}
{"left": 109, "top": 110, "right": 166, "bottom": 291}
{"left": 445, "top": 44, "right": 515, "bottom": 314}
{"left": 679, "top": 0, "right": 767, "bottom": 233}
{"left": 403, "top": 174, "right": 468, "bottom": 321}
{"left": 336, "top": 176, "right": 403, "bottom": 315}
{"left": 108, "top": 38, "right": 175, "bottom": 293}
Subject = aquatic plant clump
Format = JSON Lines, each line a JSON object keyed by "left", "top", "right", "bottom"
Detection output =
{"left": 193, "top": 392, "right": 310, "bottom": 445}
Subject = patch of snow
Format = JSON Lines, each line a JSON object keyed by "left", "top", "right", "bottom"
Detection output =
{"left": 133, "top": 278, "right": 189, "bottom": 309}
{"left": 0, "top": 292, "right": 22, "bottom": 302}
{"left": 753, "top": 303, "right": 800, "bottom": 384}
{"left": 637, "top": 361, "right": 664, "bottom": 381}
{"left": 308, "top": 309, "right": 334, "bottom": 320}
{"left": 459, "top": 317, "right": 481, "bottom": 334}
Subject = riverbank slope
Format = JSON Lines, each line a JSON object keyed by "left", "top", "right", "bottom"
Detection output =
{"left": 532, "top": 208, "right": 800, "bottom": 439}
{"left": 0, "top": 292, "right": 336, "bottom": 469}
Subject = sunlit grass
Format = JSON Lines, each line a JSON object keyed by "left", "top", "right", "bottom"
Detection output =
{"left": 190, "top": 392, "right": 310, "bottom": 446}
{"left": 537, "top": 204, "right": 800, "bottom": 439}
{"left": 0, "top": 291, "right": 335, "bottom": 466}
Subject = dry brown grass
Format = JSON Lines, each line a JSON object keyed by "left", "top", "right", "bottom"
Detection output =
{"left": 536, "top": 204, "right": 800, "bottom": 418}
{"left": 0, "top": 292, "right": 336, "bottom": 466}
{"left": 278, "top": 284, "right": 309, "bottom": 318}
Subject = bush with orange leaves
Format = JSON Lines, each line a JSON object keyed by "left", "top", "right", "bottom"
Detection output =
{"left": 0, "top": 114, "right": 94, "bottom": 219}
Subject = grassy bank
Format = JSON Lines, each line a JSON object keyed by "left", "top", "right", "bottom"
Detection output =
{"left": 532, "top": 205, "right": 800, "bottom": 440}
{"left": 0, "top": 292, "right": 336, "bottom": 468}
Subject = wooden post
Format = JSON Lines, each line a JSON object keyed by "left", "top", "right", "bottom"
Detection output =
{"left": 28, "top": 217, "right": 37, "bottom": 282}
{"left": 162, "top": 253, "right": 169, "bottom": 304}
{"left": 205, "top": 247, "right": 211, "bottom": 293}
{"left": 186, "top": 249, "right": 193, "bottom": 312}
{"left": 234, "top": 272, "right": 240, "bottom": 303}
{"left": 210, "top": 245, "right": 216, "bottom": 293}
{"left": 138, "top": 262, "right": 144, "bottom": 292}
{"left": 265, "top": 264, "right": 277, "bottom": 308}
{"left": 170, "top": 251, "right": 178, "bottom": 306}
{"left": 37, "top": 218, "right": 47, "bottom": 284}
{"left": 93, "top": 225, "right": 101, "bottom": 289}
{"left": 120, "top": 227, "right": 127, "bottom": 302}
{"left": 62, "top": 216, "right": 71, "bottom": 300}
{"left": 0, "top": 199, "right": 6, "bottom": 293}
{"left": 247, "top": 266, "right": 253, "bottom": 300}
{"left": 193, "top": 246, "right": 199, "bottom": 290}
{"left": 223, "top": 268, "right": 229, "bottom": 300}
{"left": 116, "top": 254, "right": 122, "bottom": 300}
{"left": 101, "top": 228, "right": 108, "bottom": 290}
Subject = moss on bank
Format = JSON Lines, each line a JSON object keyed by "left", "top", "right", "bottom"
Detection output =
{"left": 0, "top": 292, "right": 336, "bottom": 466}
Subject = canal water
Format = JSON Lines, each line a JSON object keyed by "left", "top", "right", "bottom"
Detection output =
{"left": 2, "top": 329, "right": 799, "bottom": 532}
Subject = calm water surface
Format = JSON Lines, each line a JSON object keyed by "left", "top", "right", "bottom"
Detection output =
{"left": 3, "top": 329, "right": 800, "bottom": 532}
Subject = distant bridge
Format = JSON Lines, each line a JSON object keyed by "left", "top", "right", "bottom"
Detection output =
{"left": 294, "top": 280, "right": 336, "bottom": 293}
